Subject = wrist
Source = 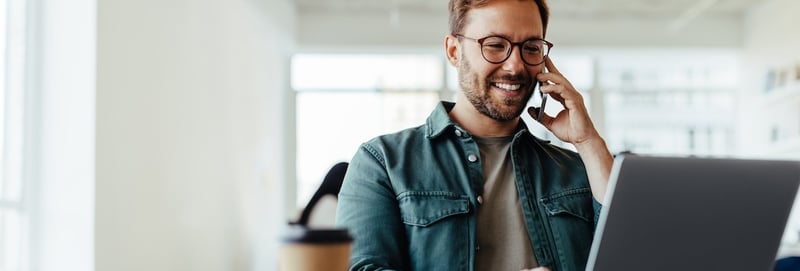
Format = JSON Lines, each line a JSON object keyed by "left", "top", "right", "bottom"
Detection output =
{"left": 574, "top": 135, "right": 607, "bottom": 154}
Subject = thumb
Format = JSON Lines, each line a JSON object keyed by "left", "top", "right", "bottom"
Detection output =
{"left": 527, "top": 107, "right": 549, "bottom": 126}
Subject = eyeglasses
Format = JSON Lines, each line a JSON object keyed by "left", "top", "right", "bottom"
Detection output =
{"left": 455, "top": 34, "right": 553, "bottom": 66}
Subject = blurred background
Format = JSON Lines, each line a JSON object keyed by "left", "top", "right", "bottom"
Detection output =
{"left": 1, "top": 0, "right": 799, "bottom": 270}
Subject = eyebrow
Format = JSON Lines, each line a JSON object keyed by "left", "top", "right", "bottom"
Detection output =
{"left": 485, "top": 32, "right": 543, "bottom": 41}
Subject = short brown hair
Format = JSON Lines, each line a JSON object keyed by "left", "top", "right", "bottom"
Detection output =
{"left": 448, "top": 0, "right": 549, "bottom": 37}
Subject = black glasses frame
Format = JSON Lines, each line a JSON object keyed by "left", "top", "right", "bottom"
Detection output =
{"left": 455, "top": 34, "right": 553, "bottom": 66}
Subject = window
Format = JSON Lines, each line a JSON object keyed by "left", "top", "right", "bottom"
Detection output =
{"left": 290, "top": 50, "right": 740, "bottom": 214}
{"left": 1, "top": 0, "right": 29, "bottom": 270}
{"left": 292, "top": 54, "right": 446, "bottom": 209}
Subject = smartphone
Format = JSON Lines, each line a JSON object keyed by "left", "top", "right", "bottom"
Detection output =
{"left": 537, "top": 66, "right": 549, "bottom": 122}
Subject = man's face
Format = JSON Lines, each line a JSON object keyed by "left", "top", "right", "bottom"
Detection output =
{"left": 456, "top": 0, "right": 545, "bottom": 121}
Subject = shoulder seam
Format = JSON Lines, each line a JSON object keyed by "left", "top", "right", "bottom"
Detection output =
{"left": 361, "top": 143, "right": 387, "bottom": 168}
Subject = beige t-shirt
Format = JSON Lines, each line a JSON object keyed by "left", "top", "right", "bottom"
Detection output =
{"left": 474, "top": 135, "right": 538, "bottom": 271}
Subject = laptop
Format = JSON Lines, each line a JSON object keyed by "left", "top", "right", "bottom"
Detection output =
{"left": 586, "top": 155, "right": 800, "bottom": 271}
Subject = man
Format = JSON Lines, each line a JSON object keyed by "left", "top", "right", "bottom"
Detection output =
{"left": 336, "top": 0, "right": 614, "bottom": 270}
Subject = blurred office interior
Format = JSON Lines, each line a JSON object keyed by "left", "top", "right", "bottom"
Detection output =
{"left": 1, "top": 0, "right": 800, "bottom": 270}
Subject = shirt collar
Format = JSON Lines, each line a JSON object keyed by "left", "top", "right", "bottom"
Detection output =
{"left": 425, "top": 101, "right": 534, "bottom": 140}
{"left": 425, "top": 101, "right": 458, "bottom": 139}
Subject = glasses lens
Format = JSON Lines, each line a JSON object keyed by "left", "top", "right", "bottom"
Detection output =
{"left": 481, "top": 37, "right": 511, "bottom": 63}
{"left": 522, "top": 40, "right": 548, "bottom": 65}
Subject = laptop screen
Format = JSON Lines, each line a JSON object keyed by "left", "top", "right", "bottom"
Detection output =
{"left": 586, "top": 155, "right": 800, "bottom": 271}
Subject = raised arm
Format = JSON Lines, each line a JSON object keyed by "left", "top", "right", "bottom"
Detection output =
{"left": 527, "top": 57, "right": 614, "bottom": 203}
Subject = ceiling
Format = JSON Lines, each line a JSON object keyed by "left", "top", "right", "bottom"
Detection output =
{"left": 294, "top": 0, "right": 765, "bottom": 19}
{"left": 293, "top": 0, "right": 765, "bottom": 47}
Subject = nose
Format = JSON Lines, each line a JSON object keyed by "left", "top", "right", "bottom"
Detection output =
{"left": 501, "top": 45, "right": 526, "bottom": 74}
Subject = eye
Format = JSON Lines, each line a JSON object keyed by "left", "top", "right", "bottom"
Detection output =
{"left": 484, "top": 42, "right": 507, "bottom": 50}
{"left": 523, "top": 43, "right": 542, "bottom": 54}
{"left": 481, "top": 37, "right": 509, "bottom": 51}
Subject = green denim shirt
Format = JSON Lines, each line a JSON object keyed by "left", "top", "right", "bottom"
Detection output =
{"left": 336, "top": 102, "right": 602, "bottom": 271}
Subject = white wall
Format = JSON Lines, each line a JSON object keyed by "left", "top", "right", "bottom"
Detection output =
{"left": 32, "top": 0, "right": 96, "bottom": 270}
{"left": 95, "top": 1, "right": 294, "bottom": 271}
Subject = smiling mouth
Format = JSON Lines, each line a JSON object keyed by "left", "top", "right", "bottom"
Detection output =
{"left": 493, "top": 82, "right": 522, "bottom": 91}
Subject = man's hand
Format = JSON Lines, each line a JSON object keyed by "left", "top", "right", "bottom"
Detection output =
{"left": 527, "top": 57, "right": 614, "bottom": 203}
{"left": 527, "top": 57, "right": 599, "bottom": 146}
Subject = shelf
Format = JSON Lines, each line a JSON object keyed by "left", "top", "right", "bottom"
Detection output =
{"left": 760, "top": 85, "right": 800, "bottom": 106}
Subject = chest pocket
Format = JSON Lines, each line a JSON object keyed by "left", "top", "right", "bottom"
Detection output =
{"left": 397, "top": 191, "right": 470, "bottom": 227}
{"left": 398, "top": 191, "right": 472, "bottom": 271}
{"left": 540, "top": 187, "right": 593, "bottom": 222}
{"left": 539, "top": 188, "right": 595, "bottom": 271}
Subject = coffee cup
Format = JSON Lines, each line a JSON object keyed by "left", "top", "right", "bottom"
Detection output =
{"left": 280, "top": 226, "right": 353, "bottom": 271}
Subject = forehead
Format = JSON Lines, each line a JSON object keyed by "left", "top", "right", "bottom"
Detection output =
{"left": 463, "top": 0, "right": 543, "bottom": 39}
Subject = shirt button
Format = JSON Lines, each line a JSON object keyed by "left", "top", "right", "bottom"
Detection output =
{"left": 467, "top": 154, "right": 478, "bottom": 162}
{"left": 477, "top": 195, "right": 484, "bottom": 204}
{"left": 454, "top": 129, "right": 463, "bottom": 137}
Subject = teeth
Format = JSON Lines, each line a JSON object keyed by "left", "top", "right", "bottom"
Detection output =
{"left": 495, "top": 83, "right": 521, "bottom": 91}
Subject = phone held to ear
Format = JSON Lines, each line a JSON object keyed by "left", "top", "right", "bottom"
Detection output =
{"left": 537, "top": 66, "right": 550, "bottom": 122}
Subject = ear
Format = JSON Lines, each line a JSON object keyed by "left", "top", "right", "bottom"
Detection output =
{"left": 444, "top": 34, "right": 460, "bottom": 67}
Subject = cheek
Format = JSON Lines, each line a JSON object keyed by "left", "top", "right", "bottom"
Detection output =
{"left": 469, "top": 63, "right": 496, "bottom": 82}
{"left": 530, "top": 66, "right": 545, "bottom": 78}
{"left": 460, "top": 52, "right": 501, "bottom": 86}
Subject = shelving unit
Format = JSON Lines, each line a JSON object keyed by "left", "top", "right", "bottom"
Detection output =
{"left": 760, "top": 85, "right": 800, "bottom": 106}
{"left": 747, "top": 65, "right": 800, "bottom": 253}
{"left": 594, "top": 51, "right": 739, "bottom": 156}
{"left": 751, "top": 80, "right": 800, "bottom": 158}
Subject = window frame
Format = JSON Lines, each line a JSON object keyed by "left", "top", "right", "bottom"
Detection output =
{"left": 1, "top": 0, "right": 33, "bottom": 270}
{"left": 290, "top": 51, "right": 454, "bottom": 210}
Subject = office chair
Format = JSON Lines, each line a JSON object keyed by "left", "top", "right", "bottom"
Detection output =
{"left": 294, "top": 162, "right": 348, "bottom": 226}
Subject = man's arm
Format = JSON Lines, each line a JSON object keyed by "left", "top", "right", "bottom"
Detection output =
{"left": 528, "top": 57, "right": 613, "bottom": 203}
{"left": 335, "top": 143, "right": 407, "bottom": 271}
{"left": 573, "top": 137, "right": 613, "bottom": 203}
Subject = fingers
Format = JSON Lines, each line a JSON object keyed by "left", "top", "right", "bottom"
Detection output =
{"left": 544, "top": 57, "right": 560, "bottom": 75}
{"left": 536, "top": 71, "right": 568, "bottom": 86}
{"left": 537, "top": 58, "right": 567, "bottom": 86}
{"left": 539, "top": 82, "right": 580, "bottom": 106}
{"left": 536, "top": 65, "right": 584, "bottom": 109}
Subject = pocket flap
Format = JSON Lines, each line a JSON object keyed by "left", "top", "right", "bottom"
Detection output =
{"left": 398, "top": 191, "right": 470, "bottom": 227}
{"left": 540, "top": 188, "right": 593, "bottom": 223}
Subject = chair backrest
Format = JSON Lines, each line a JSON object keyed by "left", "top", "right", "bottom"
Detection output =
{"left": 295, "top": 162, "right": 348, "bottom": 226}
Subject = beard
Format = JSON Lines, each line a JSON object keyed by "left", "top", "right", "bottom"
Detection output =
{"left": 457, "top": 54, "right": 534, "bottom": 122}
